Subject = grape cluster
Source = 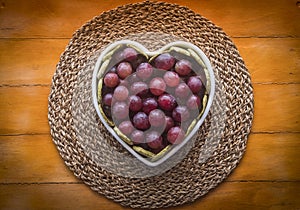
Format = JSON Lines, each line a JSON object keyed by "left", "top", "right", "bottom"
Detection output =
{"left": 101, "top": 46, "right": 205, "bottom": 155}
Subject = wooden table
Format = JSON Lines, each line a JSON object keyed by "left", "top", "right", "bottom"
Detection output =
{"left": 0, "top": 0, "right": 299, "bottom": 209}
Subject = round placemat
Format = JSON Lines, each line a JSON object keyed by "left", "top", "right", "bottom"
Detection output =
{"left": 48, "top": 1, "right": 254, "bottom": 208}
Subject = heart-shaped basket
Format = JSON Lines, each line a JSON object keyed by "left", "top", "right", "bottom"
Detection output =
{"left": 92, "top": 40, "right": 215, "bottom": 166}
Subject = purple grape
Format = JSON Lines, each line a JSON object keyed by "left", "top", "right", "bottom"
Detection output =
{"left": 122, "top": 47, "right": 138, "bottom": 62}
{"left": 163, "top": 71, "right": 180, "bottom": 87}
{"left": 113, "top": 85, "right": 129, "bottom": 101}
{"left": 112, "top": 101, "right": 129, "bottom": 120}
{"left": 131, "top": 130, "right": 145, "bottom": 144}
{"left": 103, "top": 72, "right": 119, "bottom": 88}
{"left": 145, "top": 131, "right": 163, "bottom": 149}
{"left": 172, "top": 106, "right": 190, "bottom": 122}
{"left": 149, "top": 77, "right": 166, "bottom": 96}
{"left": 142, "top": 98, "right": 158, "bottom": 114}
{"left": 175, "top": 59, "right": 192, "bottom": 76}
{"left": 117, "top": 62, "right": 132, "bottom": 79}
{"left": 103, "top": 93, "right": 113, "bottom": 106}
{"left": 153, "top": 53, "right": 175, "bottom": 70}
{"left": 187, "top": 94, "right": 201, "bottom": 110}
{"left": 130, "top": 81, "right": 149, "bottom": 97}
{"left": 187, "top": 76, "right": 203, "bottom": 94}
{"left": 118, "top": 120, "right": 134, "bottom": 136}
{"left": 132, "top": 112, "right": 150, "bottom": 130}
{"left": 149, "top": 109, "right": 166, "bottom": 127}
{"left": 158, "top": 93, "right": 177, "bottom": 111}
{"left": 167, "top": 126, "right": 185, "bottom": 144}
{"left": 175, "top": 83, "right": 190, "bottom": 99}
{"left": 128, "top": 95, "right": 142, "bottom": 112}
{"left": 136, "top": 63, "right": 153, "bottom": 80}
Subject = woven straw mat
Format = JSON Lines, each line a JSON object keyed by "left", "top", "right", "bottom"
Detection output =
{"left": 48, "top": 1, "right": 254, "bottom": 208}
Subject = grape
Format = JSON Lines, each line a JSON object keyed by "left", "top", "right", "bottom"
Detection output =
{"left": 149, "top": 77, "right": 166, "bottom": 96}
{"left": 175, "top": 83, "right": 190, "bottom": 99}
{"left": 122, "top": 47, "right": 138, "bottom": 62}
{"left": 158, "top": 93, "right": 177, "bottom": 111}
{"left": 130, "top": 81, "right": 149, "bottom": 97}
{"left": 103, "top": 93, "right": 113, "bottom": 106}
{"left": 172, "top": 106, "right": 190, "bottom": 122}
{"left": 118, "top": 120, "right": 134, "bottom": 136}
{"left": 145, "top": 131, "right": 163, "bottom": 149}
{"left": 136, "top": 63, "right": 153, "bottom": 80}
{"left": 128, "top": 95, "right": 142, "bottom": 112}
{"left": 175, "top": 59, "right": 192, "bottom": 76}
{"left": 117, "top": 62, "right": 132, "bottom": 79}
{"left": 153, "top": 53, "right": 175, "bottom": 70}
{"left": 132, "top": 112, "right": 150, "bottom": 130}
{"left": 187, "top": 76, "right": 203, "bottom": 94}
{"left": 103, "top": 72, "right": 119, "bottom": 88}
{"left": 142, "top": 98, "right": 158, "bottom": 115}
{"left": 113, "top": 85, "right": 129, "bottom": 101}
{"left": 131, "top": 130, "right": 145, "bottom": 144}
{"left": 149, "top": 109, "right": 166, "bottom": 127}
{"left": 186, "top": 94, "right": 201, "bottom": 110}
{"left": 167, "top": 126, "right": 185, "bottom": 144}
{"left": 112, "top": 102, "right": 129, "bottom": 120}
{"left": 163, "top": 71, "right": 180, "bottom": 87}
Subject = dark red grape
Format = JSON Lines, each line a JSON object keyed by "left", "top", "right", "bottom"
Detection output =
{"left": 187, "top": 76, "right": 203, "bottom": 94}
{"left": 149, "top": 109, "right": 166, "bottom": 127}
{"left": 175, "top": 59, "right": 192, "bottom": 76}
{"left": 153, "top": 53, "right": 175, "bottom": 70}
{"left": 145, "top": 131, "right": 163, "bottom": 149}
{"left": 103, "top": 93, "right": 113, "bottom": 106}
{"left": 136, "top": 63, "right": 153, "bottom": 80}
{"left": 172, "top": 106, "right": 190, "bottom": 122}
{"left": 175, "top": 83, "right": 190, "bottom": 99}
{"left": 149, "top": 77, "right": 166, "bottom": 96}
{"left": 187, "top": 94, "right": 201, "bottom": 110}
{"left": 167, "top": 126, "right": 185, "bottom": 144}
{"left": 130, "top": 81, "right": 149, "bottom": 97}
{"left": 142, "top": 98, "right": 158, "bottom": 114}
{"left": 163, "top": 71, "right": 180, "bottom": 87}
{"left": 164, "top": 116, "right": 174, "bottom": 132}
{"left": 103, "top": 72, "right": 119, "bottom": 88}
{"left": 112, "top": 101, "right": 129, "bottom": 120}
{"left": 118, "top": 120, "right": 134, "bottom": 136}
{"left": 117, "top": 62, "right": 132, "bottom": 79}
{"left": 158, "top": 93, "right": 177, "bottom": 111}
{"left": 131, "top": 130, "right": 145, "bottom": 144}
{"left": 122, "top": 47, "right": 138, "bottom": 62}
{"left": 113, "top": 85, "right": 129, "bottom": 101}
{"left": 128, "top": 95, "right": 142, "bottom": 112}
{"left": 132, "top": 112, "right": 150, "bottom": 130}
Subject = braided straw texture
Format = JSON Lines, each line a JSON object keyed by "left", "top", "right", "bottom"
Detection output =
{"left": 48, "top": 1, "right": 254, "bottom": 208}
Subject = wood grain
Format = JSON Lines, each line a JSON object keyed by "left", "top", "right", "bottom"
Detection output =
{"left": 0, "top": 0, "right": 299, "bottom": 209}
{"left": 0, "top": 133, "right": 299, "bottom": 183}
{"left": 0, "top": 182, "right": 299, "bottom": 210}
{"left": 0, "top": 38, "right": 299, "bottom": 86}
{"left": 0, "top": 0, "right": 299, "bottom": 38}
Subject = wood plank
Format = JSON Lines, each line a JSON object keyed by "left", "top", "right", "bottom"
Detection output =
{"left": 252, "top": 84, "right": 300, "bottom": 132}
{"left": 0, "top": 86, "right": 50, "bottom": 135}
{"left": 0, "top": 0, "right": 299, "bottom": 38}
{"left": 0, "top": 182, "right": 299, "bottom": 209}
{"left": 0, "top": 84, "right": 299, "bottom": 135}
{"left": 0, "top": 39, "right": 68, "bottom": 85}
{"left": 227, "top": 133, "right": 300, "bottom": 181}
{"left": 0, "top": 133, "right": 299, "bottom": 183}
{"left": 0, "top": 38, "right": 299, "bottom": 85}
{"left": 233, "top": 38, "right": 300, "bottom": 84}
{"left": 0, "top": 135, "right": 78, "bottom": 183}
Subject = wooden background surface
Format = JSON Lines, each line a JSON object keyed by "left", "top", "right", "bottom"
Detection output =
{"left": 0, "top": 0, "right": 299, "bottom": 209}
